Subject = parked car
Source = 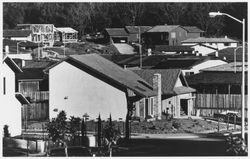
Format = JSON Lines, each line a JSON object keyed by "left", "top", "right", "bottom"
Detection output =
{"left": 48, "top": 146, "right": 93, "bottom": 157}
{"left": 213, "top": 111, "right": 247, "bottom": 125}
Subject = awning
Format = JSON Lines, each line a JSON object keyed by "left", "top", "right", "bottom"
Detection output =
{"left": 15, "top": 92, "right": 30, "bottom": 105}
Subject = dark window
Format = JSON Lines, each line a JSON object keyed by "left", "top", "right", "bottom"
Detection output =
{"left": 224, "top": 42, "right": 230, "bottom": 46}
{"left": 3, "top": 77, "right": 6, "bottom": 95}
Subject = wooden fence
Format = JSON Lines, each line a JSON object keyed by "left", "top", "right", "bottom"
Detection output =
{"left": 194, "top": 93, "right": 248, "bottom": 117}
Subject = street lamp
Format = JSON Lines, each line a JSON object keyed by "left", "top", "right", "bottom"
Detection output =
{"left": 234, "top": 46, "right": 242, "bottom": 73}
{"left": 17, "top": 41, "right": 22, "bottom": 54}
{"left": 209, "top": 11, "right": 246, "bottom": 141}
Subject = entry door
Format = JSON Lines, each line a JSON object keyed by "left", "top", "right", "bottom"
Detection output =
{"left": 180, "top": 99, "right": 188, "bottom": 116}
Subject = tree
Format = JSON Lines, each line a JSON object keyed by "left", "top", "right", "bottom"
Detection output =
{"left": 46, "top": 110, "right": 68, "bottom": 146}
{"left": 68, "top": 116, "right": 81, "bottom": 145}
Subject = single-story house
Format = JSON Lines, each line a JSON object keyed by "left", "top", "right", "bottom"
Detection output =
{"left": 1, "top": 56, "right": 30, "bottom": 136}
{"left": 125, "top": 26, "right": 152, "bottom": 43}
{"left": 47, "top": 54, "right": 156, "bottom": 120}
{"left": 186, "top": 62, "right": 248, "bottom": 117}
{"left": 3, "top": 29, "right": 32, "bottom": 42}
{"left": 144, "top": 25, "right": 203, "bottom": 48}
{"left": 104, "top": 28, "right": 129, "bottom": 44}
{"left": 54, "top": 27, "right": 78, "bottom": 43}
{"left": 208, "top": 46, "right": 248, "bottom": 62}
{"left": 133, "top": 69, "right": 196, "bottom": 119}
{"left": 189, "top": 43, "right": 218, "bottom": 56}
{"left": 181, "top": 37, "right": 239, "bottom": 50}
{"left": 153, "top": 56, "right": 228, "bottom": 76}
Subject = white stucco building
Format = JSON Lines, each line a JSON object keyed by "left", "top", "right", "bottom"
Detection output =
{"left": 1, "top": 56, "right": 30, "bottom": 137}
{"left": 47, "top": 54, "right": 155, "bottom": 121}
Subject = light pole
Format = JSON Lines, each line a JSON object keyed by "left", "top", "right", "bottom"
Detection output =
{"left": 209, "top": 11, "right": 246, "bottom": 141}
{"left": 234, "top": 46, "right": 242, "bottom": 73}
{"left": 17, "top": 41, "right": 22, "bottom": 54}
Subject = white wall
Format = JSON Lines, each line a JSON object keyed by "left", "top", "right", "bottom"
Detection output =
{"left": 8, "top": 53, "right": 33, "bottom": 60}
{"left": 1, "top": 61, "right": 22, "bottom": 137}
{"left": 183, "top": 42, "right": 238, "bottom": 51}
{"left": 49, "top": 61, "right": 128, "bottom": 121}
{"left": 191, "top": 45, "right": 217, "bottom": 56}
{"left": 182, "top": 60, "right": 227, "bottom": 75}
{"left": 10, "top": 35, "right": 32, "bottom": 42}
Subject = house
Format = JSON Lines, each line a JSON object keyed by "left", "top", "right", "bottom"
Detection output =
{"left": 1, "top": 56, "right": 30, "bottom": 136}
{"left": 3, "top": 29, "right": 32, "bottom": 41}
{"left": 16, "top": 60, "right": 55, "bottom": 121}
{"left": 17, "top": 24, "right": 55, "bottom": 47}
{"left": 208, "top": 46, "right": 248, "bottom": 62}
{"left": 182, "top": 26, "right": 204, "bottom": 38}
{"left": 186, "top": 62, "right": 248, "bottom": 117}
{"left": 144, "top": 25, "right": 203, "bottom": 48}
{"left": 54, "top": 27, "right": 78, "bottom": 43}
{"left": 181, "top": 37, "right": 239, "bottom": 51}
{"left": 125, "top": 26, "right": 152, "bottom": 43}
{"left": 154, "top": 45, "right": 194, "bottom": 55}
{"left": 47, "top": 54, "right": 156, "bottom": 120}
{"left": 104, "top": 28, "right": 129, "bottom": 44}
{"left": 133, "top": 69, "right": 196, "bottom": 119}
{"left": 189, "top": 43, "right": 218, "bottom": 56}
{"left": 153, "top": 56, "right": 228, "bottom": 76}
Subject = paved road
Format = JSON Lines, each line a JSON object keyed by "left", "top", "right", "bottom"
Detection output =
{"left": 113, "top": 136, "right": 231, "bottom": 156}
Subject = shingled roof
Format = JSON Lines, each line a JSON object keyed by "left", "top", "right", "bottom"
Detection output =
{"left": 147, "top": 25, "right": 180, "bottom": 33}
{"left": 181, "top": 26, "right": 204, "bottom": 33}
{"left": 3, "top": 29, "right": 32, "bottom": 37}
{"left": 201, "top": 62, "right": 248, "bottom": 72}
{"left": 208, "top": 47, "right": 248, "bottom": 62}
{"left": 133, "top": 69, "right": 195, "bottom": 95}
{"left": 47, "top": 54, "right": 156, "bottom": 97}
{"left": 125, "top": 26, "right": 152, "bottom": 34}
{"left": 182, "top": 37, "right": 239, "bottom": 43}
{"left": 105, "top": 28, "right": 129, "bottom": 36}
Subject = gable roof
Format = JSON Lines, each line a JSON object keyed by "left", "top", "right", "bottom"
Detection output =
{"left": 105, "top": 28, "right": 129, "bottom": 36}
{"left": 181, "top": 26, "right": 204, "bottom": 33}
{"left": 186, "top": 71, "right": 247, "bottom": 85}
{"left": 182, "top": 37, "right": 239, "bottom": 43}
{"left": 155, "top": 45, "right": 194, "bottom": 52}
{"left": 113, "top": 43, "right": 136, "bottom": 55}
{"left": 55, "top": 27, "right": 78, "bottom": 33}
{"left": 133, "top": 69, "right": 195, "bottom": 95}
{"left": 201, "top": 62, "right": 248, "bottom": 72}
{"left": 48, "top": 54, "right": 156, "bottom": 97}
{"left": 153, "top": 56, "right": 219, "bottom": 69}
{"left": 147, "top": 25, "right": 180, "bottom": 33}
{"left": 125, "top": 26, "right": 152, "bottom": 34}
{"left": 208, "top": 47, "right": 248, "bottom": 62}
{"left": 3, "top": 29, "right": 32, "bottom": 37}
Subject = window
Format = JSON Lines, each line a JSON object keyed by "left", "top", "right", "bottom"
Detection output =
{"left": 171, "top": 32, "right": 176, "bottom": 38}
{"left": 224, "top": 42, "right": 230, "bottom": 46}
{"left": 3, "top": 77, "right": 6, "bottom": 95}
{"left": 185, "top": 72, "right": 194, "bottom": 76}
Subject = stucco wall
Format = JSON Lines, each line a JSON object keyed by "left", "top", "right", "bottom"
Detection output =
{"left": 1, "top": 62, "right": 22, "bottom": 137}
{"left": 49, "top": 61, "right": 127, "bottom": 121}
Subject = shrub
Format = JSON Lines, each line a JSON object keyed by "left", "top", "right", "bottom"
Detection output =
{"left": 172, "top": 121, "right": 181, "bottom": 129}
{"left": 3, "top": 125, "right": 10, "bottom": 137}
{"left": 226, "top": 134, "right": 248, "bottom": 156}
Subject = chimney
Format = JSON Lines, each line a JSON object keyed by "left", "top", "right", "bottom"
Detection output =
{"left": 153, "top": 73, "right": 162, "bottom": 120}
{"left": 215, "top": 51, "right": 218, "bottom": 57}
{"left": 147, "top": 48, "right": 152, "bottom": 56}
{"left": 5, "top": 45, "right": 9, "bottom": 54}
{"left": 225, "top": 35, "right": 228, "bottom": 39}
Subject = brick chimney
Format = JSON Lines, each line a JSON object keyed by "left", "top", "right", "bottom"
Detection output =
{"left": 153, "top": 73, "right": 162, "bottom": 120}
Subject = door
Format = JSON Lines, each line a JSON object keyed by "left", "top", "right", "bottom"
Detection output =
{"left": 180, "top": 99, "right": 188, "bottom": 116}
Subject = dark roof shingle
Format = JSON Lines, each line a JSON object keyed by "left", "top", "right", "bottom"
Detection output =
{"left": 181, "top": 26, "right": 204, "bottom": 33}
{"left": 105, "top": 28, "right": 129, "bottom": 36}
{"left": 125, "top": 26, "right": 152, "bottom": 34}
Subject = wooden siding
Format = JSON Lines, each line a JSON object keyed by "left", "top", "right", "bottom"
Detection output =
{"left": 194, "top": 93, "right": 248, "bottom": 117}
{"left": 22, "top": 102, "right": 49, "bottom": 121}
{"left": 23, "top": 91, "right": 49, "bottom": 102}
{"left": 19, "top": 81, "right": 39, "bottom": 93}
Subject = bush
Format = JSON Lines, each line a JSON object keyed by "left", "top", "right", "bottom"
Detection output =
{"left": 3, "top": 125, "right": 10, "bottom": 137}
{"left": 226, "top": 134, "right": 248, "bottom": 156}
{"left": 172, "top": 121, "right": 181, "bottom": 129}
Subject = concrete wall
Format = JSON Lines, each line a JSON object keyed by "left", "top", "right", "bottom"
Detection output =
{"left": 1, "top": 61, "right": 22, "bottom": 136}
{"left": 49, "top": 61, "right": 127, "bottom": 121}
